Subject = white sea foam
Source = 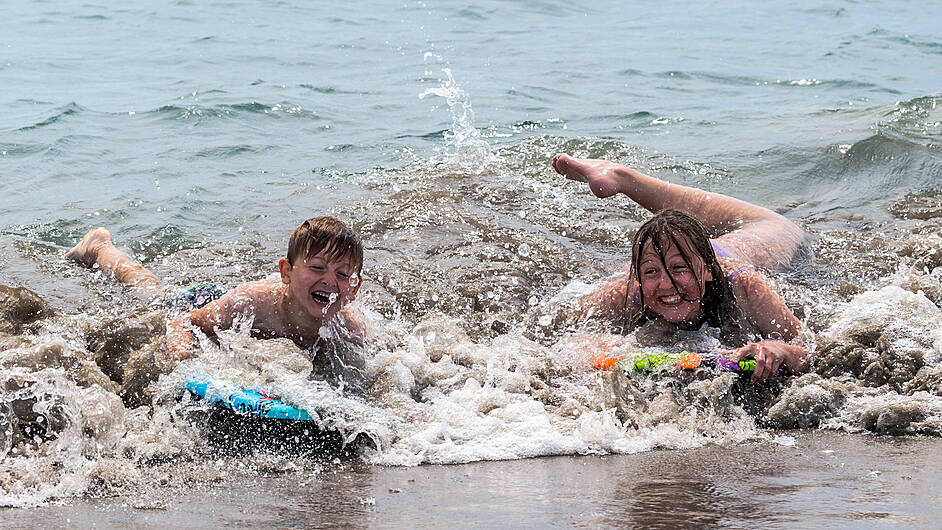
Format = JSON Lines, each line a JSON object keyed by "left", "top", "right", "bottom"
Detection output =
{"left": 3, "top": 274, "right": 942, "bottom": 505}
{"left": 824, "top": 284, "right": 942, "bottom": 363}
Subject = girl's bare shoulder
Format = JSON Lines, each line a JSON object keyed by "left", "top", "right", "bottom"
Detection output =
{"left": 718, "top": 256, "right": 750, "bottom": 274}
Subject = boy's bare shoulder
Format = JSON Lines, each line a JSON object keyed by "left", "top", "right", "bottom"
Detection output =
{"left": 215, "top": 278, "right": 282, "bottom": 310}
{"left": 178, "top": 278, "right": 284, "bottom": 339}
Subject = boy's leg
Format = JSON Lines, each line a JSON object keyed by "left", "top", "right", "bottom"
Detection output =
{"left": 66, "top": 227, "right": 162, "bottom": 296}
{"left": 553, "top": 154, "right": 805, "bottom": 269}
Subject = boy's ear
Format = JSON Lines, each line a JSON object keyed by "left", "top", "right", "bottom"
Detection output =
{"left": 349, "top": 274, "right": 362, "bottom": 300}
{"left": 347, "top": 274, "right": 363, "bottom": 302}
{"left": 278, "top": 258, "right": 292, "bottom": 283}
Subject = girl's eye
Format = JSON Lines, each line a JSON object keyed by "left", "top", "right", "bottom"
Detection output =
{"left": 673, "top": 264, "right": 689, "bottom": 272}
{"left": 642, "top": 268, "right": 658, "bottom": 276}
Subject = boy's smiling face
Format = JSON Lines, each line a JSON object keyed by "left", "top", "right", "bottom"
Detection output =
{"left": 279, "top": 249, "right": 361, "bottom": 321}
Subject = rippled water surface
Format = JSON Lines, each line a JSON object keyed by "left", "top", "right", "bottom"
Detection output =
{"left": 6, "top": 431, "right": 942, "bottom": 528}
{"left": 1, "top": 0, "right": 941, "bottom": 522}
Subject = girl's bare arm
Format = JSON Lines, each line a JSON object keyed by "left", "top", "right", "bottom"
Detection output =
{"left": 726, "top": 268, "right": 809, "bottom": 381}
{"left": 579, "top": 274, "right": 643, "bottom": 326}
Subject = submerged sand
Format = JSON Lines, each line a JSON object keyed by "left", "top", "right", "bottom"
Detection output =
{"left": 4, "top": 430, "right": 939, "bottom": 528}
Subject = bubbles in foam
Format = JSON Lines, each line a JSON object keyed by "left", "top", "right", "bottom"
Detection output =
{"left": 356, "top": 313, "right": 783, "bottom": 467}
{"left": 0, "top": 401, "right": 13, "bottom": 460}
{"left": 824, "top": 284, "right": 942, "bottom": 363}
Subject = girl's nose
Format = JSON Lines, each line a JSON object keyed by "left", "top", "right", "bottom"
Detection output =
{"left": 656, "top": 272, "right": 675, "bottom": 290}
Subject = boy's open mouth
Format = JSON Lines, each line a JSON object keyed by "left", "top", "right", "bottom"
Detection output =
{"left": 311, "top": 290, "right": 337, "bottom": 307}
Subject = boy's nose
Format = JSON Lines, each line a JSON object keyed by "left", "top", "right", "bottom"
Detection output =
{"left": 323, "top": 271, "right": 344, "bottom": 289}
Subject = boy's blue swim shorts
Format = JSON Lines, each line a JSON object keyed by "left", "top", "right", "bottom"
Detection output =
{"left": 164, "top": 282, "right": 227, "bottom": 312}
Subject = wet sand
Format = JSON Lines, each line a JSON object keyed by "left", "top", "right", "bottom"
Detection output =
{"left": 5, "top": 430, "right": 939, "bottom": 528}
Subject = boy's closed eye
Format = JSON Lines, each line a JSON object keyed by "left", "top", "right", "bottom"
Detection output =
{"left": 309, "top": 264, "right": 326, "bottom": 271}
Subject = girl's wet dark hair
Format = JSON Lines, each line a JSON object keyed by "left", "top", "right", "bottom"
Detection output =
{"left": 287, "top": 216, "right": 363, "bottom": 272}
{"left": 626, "top": 209, "right": 742, "bottom": 334}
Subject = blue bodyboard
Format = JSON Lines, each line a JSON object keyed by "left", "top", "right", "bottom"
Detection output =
{"left": 185, "top": 376, "right": 314, "bottom": 422}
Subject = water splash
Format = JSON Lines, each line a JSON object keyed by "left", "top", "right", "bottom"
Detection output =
{"left": 418, "top": 62, "right": 499, "bottom": 174}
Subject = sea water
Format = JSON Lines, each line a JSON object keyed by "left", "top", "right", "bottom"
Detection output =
{"left": 1, "top": 0, "right": 941, "bottom": 522}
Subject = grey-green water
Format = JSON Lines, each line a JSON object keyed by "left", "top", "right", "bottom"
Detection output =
{"left": 2, "top": 0, "right": 942, "bottom": 523}
{"left": 5, "top": 432, "right": 940, "bottom": 528}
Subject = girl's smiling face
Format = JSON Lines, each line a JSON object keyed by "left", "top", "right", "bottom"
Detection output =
{"left": 638, "top": 237, "right": 713, "bottom": 324}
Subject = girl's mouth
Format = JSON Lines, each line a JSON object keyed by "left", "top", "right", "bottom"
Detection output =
{"left": 658, "top": 294, "right": 682, "bottom": 305}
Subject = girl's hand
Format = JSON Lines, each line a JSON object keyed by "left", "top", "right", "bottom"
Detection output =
{"left": 724, "top": 340, "right": 809, "bottom": 382}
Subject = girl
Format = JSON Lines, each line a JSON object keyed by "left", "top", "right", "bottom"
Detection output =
{"left": 553, "top": 154, "right": 810, "bottom": 382}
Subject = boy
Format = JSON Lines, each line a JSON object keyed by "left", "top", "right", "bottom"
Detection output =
{"left": 66, "top": 216, "right": 364, "bottom": 362}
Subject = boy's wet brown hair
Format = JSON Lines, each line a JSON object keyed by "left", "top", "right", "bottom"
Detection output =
{"left": 287, "top": 216, "right": 363, "bottom": 272}
{"left": 627, "top": 209, "right": 740, "bottom": 331}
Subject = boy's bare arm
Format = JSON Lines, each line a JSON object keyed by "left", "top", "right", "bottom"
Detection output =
{"left": 165, "top": 289, "right": 247, "bottom": 360}
{"left": 166, "top": 315, "right": 199, "bottom": 361}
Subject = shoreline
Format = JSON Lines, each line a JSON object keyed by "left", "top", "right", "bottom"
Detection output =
{"left": 5, "top": 430, "right": 940, "bottom": 528}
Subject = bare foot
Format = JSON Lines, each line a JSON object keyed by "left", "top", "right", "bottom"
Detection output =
{"left": 65, "top": 227, "right": 112, "bottom": 266}
{"left": 552, "top": 154, "right": 629, "bottom": 199}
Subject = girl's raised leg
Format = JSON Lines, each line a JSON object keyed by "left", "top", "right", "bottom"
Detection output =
{"left": 552, "top": 154, "right": 805, "bottom": 269}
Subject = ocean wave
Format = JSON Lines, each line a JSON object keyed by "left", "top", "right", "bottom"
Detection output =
{"left": 15, "top": 103, "right": 85, "bottom": 132}
{"left": 151, "top": 101, "right": 321, "bottom": 122}
{"left": 3, "top": 221, "right": 89, "bottom": 249}
{"left": 1, "top": 266, "right": 940, "bottom": 504}
{"left": 455, "top": 6, "right": 491, "bottom": 21}
{"left": 0, "top": 143, "right": 46, "bottom": 158}
{"left": 652, "top": 70, "right": 901, "bottom": 94}
{"left": 839, "top": 96, "right": 941, "bottom": 167}
{"left": 648, "top": 159, "right": 732, "bottom": 182}
{"left": 5, "top": 126, "right": 942, "bottom": 504}
{"left": 868, "top": 26, "right": 942, "bottom": 55}
{"left": 189, "top": 144, "right": 278, "bottom": 160}
{"left": 505, "top": 85, "right": 573, "bottom": 103}
{"left": 16, "top": 220, "right": 210, "bottom": 266}
{"left": 298, "top": 84, "right": 367, "bottom": 95}
{"left": 787, "top": 95, "right": 942, "bottom": 213}
{"left": 878, "top": 95, "right": 942, "bottom": 144}
{"left": 887, "top": 34, "right": 942, "bottom": 54}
